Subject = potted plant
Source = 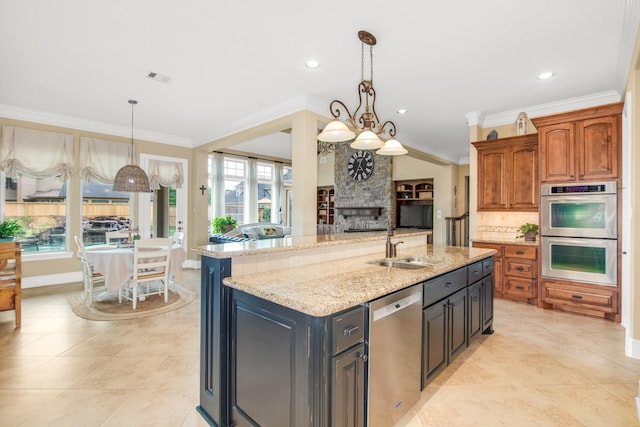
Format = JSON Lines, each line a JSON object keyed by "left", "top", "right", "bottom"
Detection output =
{"left": 0, "top": 219, "right": 22, "bottom": 242}
{"left": 212, "top": 215, "right": 238, "bottom": 234}
{"left": 517, "top": 222, "right": 539, "bottom": 242}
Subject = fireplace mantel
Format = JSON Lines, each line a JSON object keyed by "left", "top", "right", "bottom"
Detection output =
{"left": 336, "top": 207, "right": 384, "bottom": 218}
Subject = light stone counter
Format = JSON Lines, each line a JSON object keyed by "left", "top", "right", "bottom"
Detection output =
{"left": 192, "top": 228, "right": 431, "bottom": 258}
{"left": 222, "top": 244, "right": 496, "bottom": 317}
{"left": 471, "top": 238, "right": 539, "bottom": 247}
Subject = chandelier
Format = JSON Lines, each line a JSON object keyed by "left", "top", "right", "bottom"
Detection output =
{"left": 317, "top": 30, "right": 407, "bottom": 156}
{"left": 113, "top": 99, "right": 151, "bottom": 192}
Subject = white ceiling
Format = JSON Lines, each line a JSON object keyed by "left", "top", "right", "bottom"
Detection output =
{"left": 0, "top": 1, "right": 638, "bottom": 164}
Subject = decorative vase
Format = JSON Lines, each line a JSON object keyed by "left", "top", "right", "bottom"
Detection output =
{"left": 524, "top": 232, "right": 536, "bottom": 242}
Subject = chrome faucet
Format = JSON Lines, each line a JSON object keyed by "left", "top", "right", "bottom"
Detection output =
{"left": 385, "top": 225, "right": 404, "bottom": 258}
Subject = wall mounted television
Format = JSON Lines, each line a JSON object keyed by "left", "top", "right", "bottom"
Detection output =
{"left": 398, "top": 204, "right": 433, "bottom": 229}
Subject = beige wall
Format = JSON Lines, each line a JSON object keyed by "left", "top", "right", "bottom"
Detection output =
{"left": 625, "top": 28, "right": 640, "bottom": 348}
{"left": 317, "top": 151, "right": 335, "bottom": 186}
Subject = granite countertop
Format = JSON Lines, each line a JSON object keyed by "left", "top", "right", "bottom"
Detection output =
{"left": 223, "top": 245, "right": 496, "bottom": 317}
{"left": 472, "top": 238, "right": 539, "bottom": 247}
{"left": 192, "top": 228, "right": 432, "bottom": 258}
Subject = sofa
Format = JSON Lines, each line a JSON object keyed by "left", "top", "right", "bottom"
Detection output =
{"left": 209, "top": 222, "right": 291, "bottom": 244}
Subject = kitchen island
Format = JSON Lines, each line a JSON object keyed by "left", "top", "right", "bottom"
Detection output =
{"left": 194, "top": 231, "right": 495, "bottom": 427}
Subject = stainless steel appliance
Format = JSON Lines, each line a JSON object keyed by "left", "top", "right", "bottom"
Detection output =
{"left": 367, "top": 285, "right": 422, "bottom": 427}
{"left": 540, "top": 181, "right": 617, "bottom": 239}
{"left": 540, "top": 181, "right": 618, "bottom": 285}
{"left": 541, "top": 236, "right": 617, "bottom": 285}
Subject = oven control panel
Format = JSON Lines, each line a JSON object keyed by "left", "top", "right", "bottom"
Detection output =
{"left": 541, "top": 181, "right": 617, "bottom": 196}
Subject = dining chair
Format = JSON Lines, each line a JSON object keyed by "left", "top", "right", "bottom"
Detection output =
{"left": 119, "top": 237, "right": 172, "bottom": 309}
{"left": 73, "top": 235, "right": 105, "bottom": 305}
{"left": 172, "top": 231, "right": 185, "bottom": 246}
{"left": 105, "top": 230, "right": 130, "bottom": 245}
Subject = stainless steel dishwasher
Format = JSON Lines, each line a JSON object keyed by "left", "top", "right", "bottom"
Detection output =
{"left": 367, "top": 284, "right": 422, "bottom": 427}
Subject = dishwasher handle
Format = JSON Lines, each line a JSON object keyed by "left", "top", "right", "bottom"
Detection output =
{"left": 372, "top": 292, "right": 421, "bottom": 322}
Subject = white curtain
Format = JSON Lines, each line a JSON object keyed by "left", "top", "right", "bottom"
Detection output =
{"left": 271, "top": 162, "right": 284, "bottom": 224}
{"left": 245, "top": 158, "right": 258, "bottom": 223}
{"left": 211, "top": 152, "right": 225, "bottom": 218}
{"left": 79, "top": 137, "right": 130, "bottom": 183}
{"left": 147, "top": 159, "right": 184, "bottom": 190}
{"left": 0, "top": 126, "right": 74, "bottom": 179}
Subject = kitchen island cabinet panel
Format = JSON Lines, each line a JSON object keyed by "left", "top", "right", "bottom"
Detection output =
{"left": 196, "top": 241, "right": 495, "bottom": 426}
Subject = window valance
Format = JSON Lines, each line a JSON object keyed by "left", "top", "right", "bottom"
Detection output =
{"left": 79, "top": 137, "right": 130, "bottom": 183}
{"left": 147, "top": 159, "right": 184, "bottom": 190}
{"left": 0, "top": 126, "right": 74, "bottom": 180}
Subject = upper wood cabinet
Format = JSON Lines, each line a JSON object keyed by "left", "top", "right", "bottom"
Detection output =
{"left": 473, "top": 134, "right": 538, "bottom": 211}
{"left": 532, "top": 103, "right": 623, "bottom": 183}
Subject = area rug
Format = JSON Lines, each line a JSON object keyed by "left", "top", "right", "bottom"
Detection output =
{"left": 68, "top": 286, "right": 195, "bottom": 321}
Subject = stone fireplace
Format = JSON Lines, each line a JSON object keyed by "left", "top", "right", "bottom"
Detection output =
{"left": 333, "top": 143, "right": 393, "bottom": 233}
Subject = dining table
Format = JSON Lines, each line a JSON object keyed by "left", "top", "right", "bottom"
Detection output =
{"left": 85, "top": 243, "right": 186, "bottom": 293}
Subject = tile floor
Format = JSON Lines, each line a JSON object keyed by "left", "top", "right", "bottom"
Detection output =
{"left": 1, "top": 269, "right": 639, "bottom": 426}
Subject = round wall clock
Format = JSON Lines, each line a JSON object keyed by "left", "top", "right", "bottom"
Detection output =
{"left": 347, "top": 150, "right": 374, "bottom": 181}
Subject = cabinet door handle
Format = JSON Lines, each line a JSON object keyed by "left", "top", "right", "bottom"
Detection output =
{"left": 515, "top": 285, "right": 525, "bottom": 290}
{"left": 571, "top": 295, "right": 583, "bottom": 300}
{"left": 445, "top": 282, "right": 452, "bottom": 288}
{"left": 343, "top": 325, "right": 360, "bottom": 336}
{"left": 516, "top": 251, "right": 525, "bottom": 255}
{"left": 472, "top": 296, "right": 479, "bottom": 301}
{"left": 357, "top": 352, "right": 368, "bottom": 362}
{"left": 515, "top": 266, "right": 525, "bottom": 271}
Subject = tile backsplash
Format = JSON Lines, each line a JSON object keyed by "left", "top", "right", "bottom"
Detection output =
{"left": 475, "top": 211, "right": 539, "bottom": 241}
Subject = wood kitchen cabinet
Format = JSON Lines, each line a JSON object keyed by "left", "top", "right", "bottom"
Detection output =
{"left": 540, "top": 277, "right": 619, "bottom": 320}
{"left": 473, "top": 134, "right": 538, "bottom": 211}
{"left": 472, "top": 242, "right": 537, "bottom": 305}
{"left": 532, "top": 103, "right": 623, "bottom": 183}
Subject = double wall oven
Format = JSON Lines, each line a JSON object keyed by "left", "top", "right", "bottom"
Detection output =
{"left": 540, "top": 181, "right": 618, "bottom": 286}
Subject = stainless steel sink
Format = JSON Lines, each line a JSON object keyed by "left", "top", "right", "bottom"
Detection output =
{"left": 368, "top": 255, "right": 443, "bottom": 269}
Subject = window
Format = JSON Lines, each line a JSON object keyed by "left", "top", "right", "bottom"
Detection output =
{"left": 0, "top": 126, "right": 74, "bottom": 253}
{"left": 223, "top": 158, "right": 247, "bottom": 224}
{"left": 82, "top": 177, "right": 130, "bottom": 246}
{"left": 3, "top": 174, "right": 68, "bottom": 253}
{"left": 257, "top": 162, "right": 273, "bottom": 222}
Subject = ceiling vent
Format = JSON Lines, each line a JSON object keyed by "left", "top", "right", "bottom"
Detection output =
{"left": 146, "top": 72, "right": 170, "bottom": 83}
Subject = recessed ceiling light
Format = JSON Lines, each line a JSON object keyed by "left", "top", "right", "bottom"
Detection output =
{"left": 397, "top": 109, "right": 408, "bottom": 114}
{"left": 305, "top": 60, "right": 320, "bottom": 69}
{"left": 537, "top": 72, "right": 554, "bottom": 80}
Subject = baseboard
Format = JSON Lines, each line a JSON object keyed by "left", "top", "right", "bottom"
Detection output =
{"left": 636, "top": 380, "right": 640, "bottom": 421}
{"left": 22, "top": 271, "right": 82, "bottom": 289}
{"left": 626, "top": 331, "right": 640, "bottom": 359}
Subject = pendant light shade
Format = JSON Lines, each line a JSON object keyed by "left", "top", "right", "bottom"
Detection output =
{"left": 113, "top": 100, "right": 150, "bottom": 192}
{"left": 376, "top": 138, "right": 408, "bottom": 155}
{"left": 317, "top": 119, "right": 356, "bottom": 143}
{"left": 350, "top": 130, "right": 384, "bottom": 150}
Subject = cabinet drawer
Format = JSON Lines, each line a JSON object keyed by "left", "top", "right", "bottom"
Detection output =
{"left": 504, "top": 245, "right": 536, "bottom": 259}
{"left": 472, "top": 242, "right": 503, "bottom": 256}
{"left": 330, "top": 306, "right": 365, "bottom": 355}
{"left": 504, "top": 277, "right": 536, "bottom": 298}
{"left": 468, "top": 257, "right": 494, "bottom": 283}
{"left": 467, "top": 261, "right": 483, "bottom": 283}
{"left": 424, "top": 268, "right": 467, "bottom": 307}
{"left": 504, "top": 258, "right": 536, "bottom": 278}
{"left": 542, "top": 282, "right": 617, "bottom": 313}
{"left": 482, "top": 257, "right": 494, "bottom": 277}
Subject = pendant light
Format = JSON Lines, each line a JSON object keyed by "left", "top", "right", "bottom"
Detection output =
{"left": 317, "top": 31, "right": 407, "bottom": 155}
{"left": 113, "top": 99, "right": 151, "bottom": 192}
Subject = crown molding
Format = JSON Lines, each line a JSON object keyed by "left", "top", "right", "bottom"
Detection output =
{"left": 476, "top": 90, "right": 622, "bottom": 128}
{"left": 194, "top": 96, "right": 330, "bottom": 145}
{"left": 464, "top": 111, "right": 485, "bottom": 126}
{"left": 0, "top": 103, "right": 193, "bottom": 147}
{"left": 617, "top": 0, "right": 640, "bottom": 94}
